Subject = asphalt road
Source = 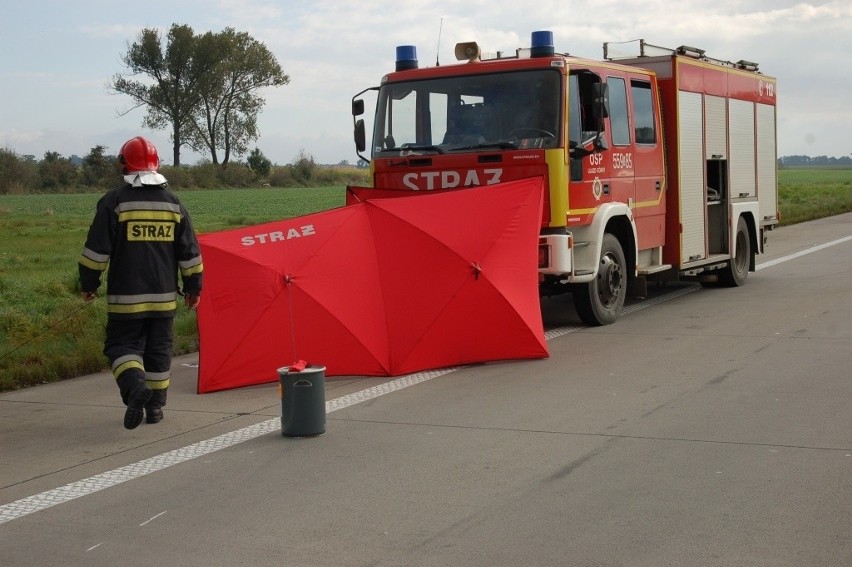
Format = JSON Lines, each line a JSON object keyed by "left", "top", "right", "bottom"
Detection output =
{"left": 2, "top": 213, "right": 851, "bottom": 566}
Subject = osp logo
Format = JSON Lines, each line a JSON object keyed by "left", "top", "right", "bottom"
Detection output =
{"left": 402, "top": 168, "right": 503, "bottom": 190}
{"left": 241, "top": 224, "right": 316, "bottom": 246}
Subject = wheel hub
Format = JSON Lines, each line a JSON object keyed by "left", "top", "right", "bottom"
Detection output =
{"left": 598, "top": 254, "right": 623, "bottom": 307}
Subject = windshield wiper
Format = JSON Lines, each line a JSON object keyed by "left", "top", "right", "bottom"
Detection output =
{"left": 449, "top": 141, "right": 519, "bottom": 151}
{"left": 397, "top": 144, "right": 446, "bottom": 155}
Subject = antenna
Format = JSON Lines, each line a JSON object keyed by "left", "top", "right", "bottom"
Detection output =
{"left": 436, "top": 16, "right": 444, "bottom": 66}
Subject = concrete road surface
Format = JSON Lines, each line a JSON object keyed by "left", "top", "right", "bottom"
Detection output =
{"left": 2, "top": 213, "right": 851, "bottom": 566}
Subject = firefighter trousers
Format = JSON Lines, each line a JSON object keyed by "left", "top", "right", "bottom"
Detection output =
{"left": 104, "top": 317, "right": 174, "bottom": 405}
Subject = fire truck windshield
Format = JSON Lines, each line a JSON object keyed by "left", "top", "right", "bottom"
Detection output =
{"left": 372, "top": 69, "right": 561, "bottom": 157}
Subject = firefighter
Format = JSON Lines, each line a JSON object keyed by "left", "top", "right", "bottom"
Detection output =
{"left": 79, "top": 136, "right": 203, "bottom": 429}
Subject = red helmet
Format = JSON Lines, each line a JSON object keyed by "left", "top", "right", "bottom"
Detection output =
{"left": 119, "top": 136, "right": 160, "bottom": 171}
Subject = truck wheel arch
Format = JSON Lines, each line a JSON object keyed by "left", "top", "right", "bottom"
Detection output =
{"left": 571, "top": 203, "right": 638, "bottom": 282}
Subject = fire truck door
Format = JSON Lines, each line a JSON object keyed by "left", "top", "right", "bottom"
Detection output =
{"left": 630, "top": 79, "right": 665, "bottom": 249}
{"left": 605, "top": 76, "right": 636, "bottom": 211}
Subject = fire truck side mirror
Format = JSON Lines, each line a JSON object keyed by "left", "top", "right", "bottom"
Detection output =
{"left": 352, "top": 99, "right": 365, "bottom": 116}
{"left": 570, "top": 132, "right": 608, "bottom": 159}
{"left": 569, "top": 144, "right": 591, "bottom": 159}
{"left": 354, "top": 119, "right": 366, "bottom": 153}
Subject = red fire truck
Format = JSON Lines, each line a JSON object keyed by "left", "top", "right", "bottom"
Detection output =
{"left": 351, "top": 31, "right": 778, "bottom": 325}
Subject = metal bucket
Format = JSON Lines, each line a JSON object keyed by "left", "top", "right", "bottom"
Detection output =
{"left": 277, "top": 365, "right": 326, "bottom": 437}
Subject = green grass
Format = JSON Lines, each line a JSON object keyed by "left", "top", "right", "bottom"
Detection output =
{"left": 178, "top": 187, "right": 348, "bottom": 232}
{"left": 777, "top": 167, "right": 852, "bottom": 225}
{"left": 0, "top": 186, "right": 345, "bottom": 391}
{"left": 1, "top": 170, "right": 851, "bottom": 391}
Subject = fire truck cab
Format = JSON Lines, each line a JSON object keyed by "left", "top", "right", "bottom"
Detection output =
{"left": 352, "top": 32, "right": 778, "bottom": 325}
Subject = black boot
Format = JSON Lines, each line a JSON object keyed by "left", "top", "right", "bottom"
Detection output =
{"left": 119, "top": 376, "right": 152, "bottom": 430}
{"left": 145, "top": 388, "right": 167, "bottom": 424}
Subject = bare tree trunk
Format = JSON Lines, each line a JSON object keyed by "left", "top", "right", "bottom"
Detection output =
{"left": 222, "top": 107, "right": 231, "bottom": 165}
{"left": 172, "top": 123, "right": 182, "bottom": 167}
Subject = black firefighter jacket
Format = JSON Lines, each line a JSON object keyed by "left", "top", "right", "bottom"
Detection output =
{"left": 79, "top": 177, "right": 203, "bottom": 319}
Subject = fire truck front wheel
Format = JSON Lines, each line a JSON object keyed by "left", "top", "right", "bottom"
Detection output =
{"left": 573, "top": 233, "right": 627, "bottom": 326}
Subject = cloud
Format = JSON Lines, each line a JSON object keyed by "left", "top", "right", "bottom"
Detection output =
{"left": 80, "top": 23, "right": 140, "bottom": 39}
{"left": 0, "top": 129, "right": 48, "bottom": 149}
{"left": 2, "top": 0, "right": 851, "bottom": 163}
{"left": 219, "top": 0, "right": 282, "bottom": 18}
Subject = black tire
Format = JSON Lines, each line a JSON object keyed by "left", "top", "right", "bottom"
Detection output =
{"left": 573, "top": 234, "right": 627, "bottom": 326}
{"left": 718, "top": 216, "right": 751, "bottom": 287}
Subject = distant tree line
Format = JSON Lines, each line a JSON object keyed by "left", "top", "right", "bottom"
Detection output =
{"left": 779, "top": 155, "right": 852, "bottom": 166}
{"left": 0, "top": 146, "right": 368, "bottom": 195}
{"left": 4, "top": 146, "right": 848, "bottom": 196}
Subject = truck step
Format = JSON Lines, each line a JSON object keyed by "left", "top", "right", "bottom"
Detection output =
{"left": 637, "top": 264, "right": 672, "bottom": 275}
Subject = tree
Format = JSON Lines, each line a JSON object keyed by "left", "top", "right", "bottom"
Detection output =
{"left": 0, "top": 148, "right": 40, "bottom": 194}
{"left": 186, "top": 28, "right": 289, "bottom": 165}
{"left": 82, "top": 145, "right": 116, "bottom": 186}
{"left": 38, "top": 152, "right": 80, "bottom": 190}
{"left": 110, "top": 24, "right": 217, "bottom": 166}
{"left": 292, "top": 150, "right": 317, "bottom": 184}
{"left": 246, "top": 147, "right": 272, "bottom": 177}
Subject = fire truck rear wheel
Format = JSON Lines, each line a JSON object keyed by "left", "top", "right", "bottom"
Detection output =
{"left": 573, "top": 233, "right": 626, "bottom": 326}
{"left": 718, "top": 216, "right": 751, "bottom": 287}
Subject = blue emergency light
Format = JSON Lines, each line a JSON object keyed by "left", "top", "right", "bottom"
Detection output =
{"left": 395, "top": 45, "right": 418, "bottom": 71}
{"left": 530, "top": 30, "right": 555, "bottom": 57}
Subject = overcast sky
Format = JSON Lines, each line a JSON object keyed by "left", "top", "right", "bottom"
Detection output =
{"left": 1, "top": 0, "right": 850, "bottom": 166}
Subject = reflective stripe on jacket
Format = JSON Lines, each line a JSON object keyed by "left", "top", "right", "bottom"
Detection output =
{"left": 79, "top": 181, "right": 203, "bottom": 319}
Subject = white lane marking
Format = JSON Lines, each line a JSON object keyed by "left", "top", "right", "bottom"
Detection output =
{"left": 86, "top": 543, "right": 104, "bottom": 552}
{"left": 3, "top": 237, "right": 844, "bottom": 526}
{"left": 756, "top": 235, "right": 852, "bottom": 271}
{"left": 139, "top": 510, "right": 167, "bottom": 526}
{"left": 326, "top": 367, "right": 461, "bottom": 413}
{"left": 0, "top": 370, "right": 461, "bottom": 526}
{"left": 544, "top": 325, "right": 584, "bottom": 340}
{"left": 622, "top": 284, "right": 699, "bottom": 315}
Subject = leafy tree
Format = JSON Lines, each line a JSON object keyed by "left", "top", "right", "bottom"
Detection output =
{"left": 110, "top": 24, "right": 218, "bottom": 166}
{"left": 82, "top": 145, "right": 116, "bottom": 186}
{"left": 292, "top": 150, "right": 317, "bottom": 184}
{"left": 38, "top": 152, "right": 80, "bottom": 190}
{"left": 246, "top": 147, "right": 272, "bottom": 177}
{"left": 186, "top": 28, "right": 289, "bottom": 165}
{"left": 0, "top": 148, "right": 40, "bottom": 194}
{"left": 111, "top": 25, "right": 288, "bottom": 167}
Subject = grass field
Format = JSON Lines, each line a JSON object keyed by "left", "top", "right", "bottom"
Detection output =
{"left": 0, "top": 186, "right": 346, "bottom": 391}
{"left": 1, "top": 168, "right": 851, "bottom": 391}
{"left": 777, "top": 168, "right": 852, "bottom": 224}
